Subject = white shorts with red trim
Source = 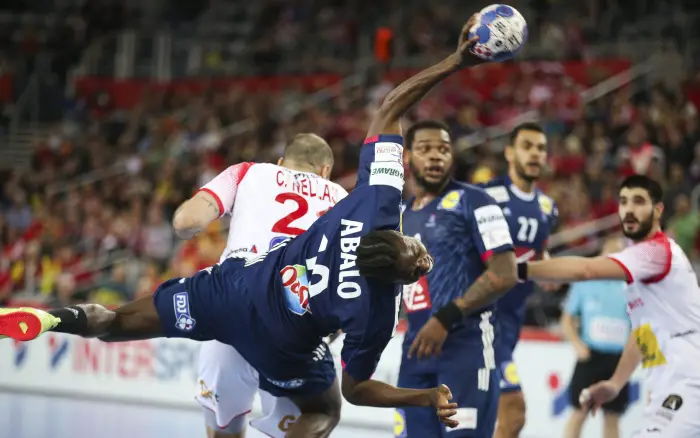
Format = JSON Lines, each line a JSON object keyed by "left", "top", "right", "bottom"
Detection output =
{"left": 632, "top": 377, "right": 700, "bottom": 438}
{"left": 196, "top": 340, "right": 300, "bottom": 436}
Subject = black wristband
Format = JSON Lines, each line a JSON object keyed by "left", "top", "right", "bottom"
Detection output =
{"left": 517, "top": 262, "right": 528, "bottom": 282}
{"left": 434, "top": 302, "right": 463, "bottom": 330}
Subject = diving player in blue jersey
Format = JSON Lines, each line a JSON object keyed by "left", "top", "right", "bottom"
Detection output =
{"left": 0, "top": 15, "right": 492, "bottom": 438}
{"left": 479, "top": 122, "right": 557, "bottom": 438}
{"left": 397, "top": 120, "right": 518, "bottom": 438}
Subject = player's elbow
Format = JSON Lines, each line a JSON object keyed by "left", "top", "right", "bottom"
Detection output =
{"left": 172, "top": 205, "right": 200, "bottom": 238}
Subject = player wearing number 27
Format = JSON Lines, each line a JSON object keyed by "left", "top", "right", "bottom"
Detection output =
{"left": 519, "top": 175, "right": 700, "bottom": 438}
{"left": 173, "top": 135, "right": 347, "bottom": 438}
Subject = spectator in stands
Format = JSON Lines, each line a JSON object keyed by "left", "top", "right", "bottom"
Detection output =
{"left": 561, "top": 236, "right": 630, "bottom": 438}
{"left": 667, "top": 193, "right": 700, "bottom": 259}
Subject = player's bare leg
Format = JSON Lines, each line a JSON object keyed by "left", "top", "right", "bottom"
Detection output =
{"left": 494, "top": 391, "right": 526, "bottom": 438}
{"left": 602, "top": 412, "right": 621, "bottom": 438}
{"left": 562, "top": 408, "right": 587, "bottom": 438}
{"left": 0, "top": 296, "right": 163, "bottom": 342}
{"left": 285, "top": 379, "right": 342, "bottom": 438}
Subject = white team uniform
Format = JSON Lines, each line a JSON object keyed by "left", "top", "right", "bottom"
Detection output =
{"left": 194, "top": 162, "right": 347, "bottom": 436}
{"left": 608, "top": 231, "right": 700, "bottom": 437}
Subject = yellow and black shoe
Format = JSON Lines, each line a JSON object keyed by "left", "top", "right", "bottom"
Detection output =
{"left": 0, "top": 308, "right": 61, "bottom": 341}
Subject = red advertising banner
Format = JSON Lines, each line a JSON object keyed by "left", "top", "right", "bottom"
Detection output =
{"left": 73, "top": 59, "right": 632, "bottom": 110}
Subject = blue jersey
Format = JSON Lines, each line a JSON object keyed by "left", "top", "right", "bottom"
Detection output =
{"left": 160, "top": 134, "right": 405, "bottom": 391}
{"left": 479, "top": 176, "right": 557, "bottom": 346}
{"left": 401, "top": 181, "right": 514, "bottom": 348}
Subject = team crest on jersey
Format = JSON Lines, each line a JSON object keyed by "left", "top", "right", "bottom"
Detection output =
{"left": 438, "top": 190, "right": 463, "bottom": 211}
{"left": 281, "top": 264, "right": 311, "bottom": 316}
{"left": 538, "top": 195, "right": 553, "bottom": 215}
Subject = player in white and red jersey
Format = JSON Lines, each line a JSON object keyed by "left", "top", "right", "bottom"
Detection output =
{"left": 514, "top": 174, "right": 700, "bottom": 437}
{"left": 171, "top": 133, "right": 348, "bottom": 438}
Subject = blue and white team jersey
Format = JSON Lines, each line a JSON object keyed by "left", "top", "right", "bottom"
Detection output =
{"left": 479, "top": 176, "right": 557, "bottom": 348}
{"left": 401, "top": 181, "right": 514, "bottom": 359}
{"left": 154, "top": 134, "right": 405, "bottom": 396}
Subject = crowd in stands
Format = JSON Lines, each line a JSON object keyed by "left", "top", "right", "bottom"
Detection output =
{"left": 2, "top": 65, "right": 700, "bottom": 318}
{"left": 1, "top": 0, "right": 700, "bottom": 327}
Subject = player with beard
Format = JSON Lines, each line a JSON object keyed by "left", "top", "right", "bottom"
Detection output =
{"left": 398, "top": 120, "right": 518, "bottom": 438}
{"left": 516, "top": 175, "right": 700, "bottom": 438}
{"left": 480, "top": 122, "right": 557, "bottom": 438}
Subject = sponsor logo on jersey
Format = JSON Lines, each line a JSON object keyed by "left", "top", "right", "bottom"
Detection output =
{"left": 485, "top": 186, "right": 510, "bottom": 203}
{"left": 269, "top": 236, "right": 290, "bottom": 250}
{"left": 403, "top": 276, "right": 431, "bottom": 313}
{"left": 438, "top": 190, "right": 463, "bottom": 211}
{"left": 538, "top": 195, "right": 553, "bottom": 215}
{"left": 634, "top": 323, "right": 667, "bottom": 368}
{"left": 369, "top": 162, "right": 404, "bottom": 191}
{"left": 374, "top": 142, "right": 403, "bottom": 163}
{"left": 281, "top": 265, "right": 311, "bottom": 316}
{"left": 267, "top": 377, "right": 305, "bottom": 389}
{"left": 474, "top": 205, "right": 513, "bottom": 250}
{"left": 173, "top": 292, "right": 196, "bottom": 332}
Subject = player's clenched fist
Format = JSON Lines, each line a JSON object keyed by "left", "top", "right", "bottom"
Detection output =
{"left": 431, "top": 384, "right": 459, "bottom": 428}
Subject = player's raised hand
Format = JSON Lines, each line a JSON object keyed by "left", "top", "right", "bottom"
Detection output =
{"left": 578, "top": 380, "right": 620, "bottom": 416}
{"left": 408, "top": 317, "right": 449, "bottom": 360}
{"left": 431, "top": 384, "right": 459, "bottom": 428}
{"left": 455, "top": 14, "right": 483, "bottom": 66}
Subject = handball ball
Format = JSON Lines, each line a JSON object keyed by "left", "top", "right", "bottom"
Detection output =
{"left": 468, "top": 4, "right": 527, "bottom": 62}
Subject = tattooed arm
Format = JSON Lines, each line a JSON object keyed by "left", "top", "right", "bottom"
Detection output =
{"left": 454, "top": 252, "right": 518, "bottom": 313}
{"left": 172, "top": 191, "right": 222, "bottom": 240}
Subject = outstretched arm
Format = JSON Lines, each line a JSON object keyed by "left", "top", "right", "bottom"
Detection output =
{"left": 524, "top": 256, "right": 629, "bottom": 283}
{"left": 366, "top": 17, "right": 481, "bottom": 138}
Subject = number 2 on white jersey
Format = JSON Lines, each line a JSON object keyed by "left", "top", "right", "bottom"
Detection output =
{"left": 272, "top": 192, "right": 333, "bottom": 236}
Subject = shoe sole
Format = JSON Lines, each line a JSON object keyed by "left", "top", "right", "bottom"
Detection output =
{"left": 0, "top": 311, "right": 42, "bottom": 341}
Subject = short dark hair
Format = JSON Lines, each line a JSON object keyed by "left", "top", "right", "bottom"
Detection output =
{"left": 356, "top": 230, "right": 404, "bottom": 281}
{"left": 284, "top": 133, "right": 334, "bottom": 168}
{"left": 405, "top": 120, "right": 450, "bottom": 150}
{"left": 620, "top": 175, "right": 663, "bottom": 204}
{"left": 509, "top": 122, "right": 545, "bottom": 145}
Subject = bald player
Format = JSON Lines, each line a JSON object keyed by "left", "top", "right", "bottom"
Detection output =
{"left": 173, "top": 134, "right": 348, "bottom": 438}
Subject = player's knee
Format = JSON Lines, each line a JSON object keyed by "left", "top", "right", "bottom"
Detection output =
{"left": 499, "top": 392, "right": 526, "bottom": 432}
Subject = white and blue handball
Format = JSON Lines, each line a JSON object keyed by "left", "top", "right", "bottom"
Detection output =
{"left": 468, "top": 4, "right": 527, "bottom": 62}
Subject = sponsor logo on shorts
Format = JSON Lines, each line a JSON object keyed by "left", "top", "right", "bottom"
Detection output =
{"left": 198, "top": 379, "right": 219, "bottom": 402}
{"left": 662, "top": 394, "right": 683, "bottom": 411}
{"left": 394, "top": 409, "right": 407, "bottom": 438}
{"left": 281, "top": 265, "right": 311, "bottom": 316}
{"left": 278, "top": 415, "right": 297, "bottom": 432}
{"left": 173, "top": 292, "right": 196, "bottom": 332}
{"left": 267, "top": 378, "right": 305, "bottom": 389}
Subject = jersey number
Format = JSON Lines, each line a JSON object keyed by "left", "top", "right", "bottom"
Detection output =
{"left": 516, "top": 216, "right": 538, "bottom": 243}
{"left": 272, "top": 193, "right": 334, "bottom": 236}
{"left": 273, "top": 193, "right": 309, "bottom": 236}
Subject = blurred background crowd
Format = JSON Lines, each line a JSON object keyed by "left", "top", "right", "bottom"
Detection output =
{"left": 1, "top": 0, "right": 700, "bottom": 329}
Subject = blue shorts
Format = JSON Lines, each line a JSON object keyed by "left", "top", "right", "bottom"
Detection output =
{"left": 152, "top": 276, "right": 336, "bottom": 398}
{"left": 495, "top": 320, "right": 521, "bottom": 394}
{"left": 396, "top": 346, "right": 499, "bottom": 437}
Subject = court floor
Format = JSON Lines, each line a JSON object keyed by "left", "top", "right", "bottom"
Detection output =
{"left": 0, "top": 392, "right": 389, "bottom": 438}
